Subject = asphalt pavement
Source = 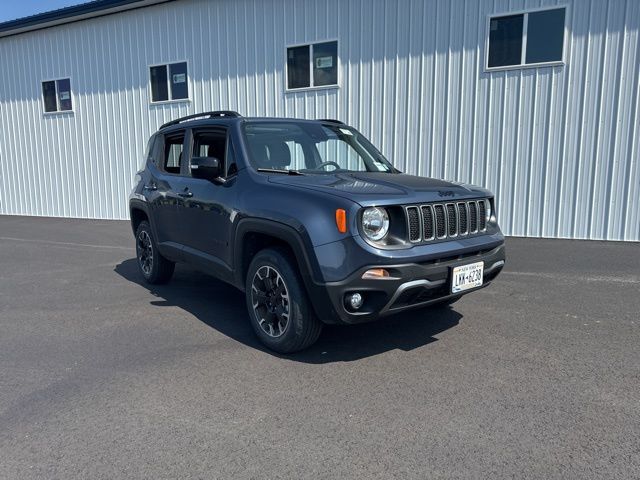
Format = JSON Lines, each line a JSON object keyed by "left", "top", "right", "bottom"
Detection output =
{"left": 0, "top": 215, "right": 639, "bottom": 479}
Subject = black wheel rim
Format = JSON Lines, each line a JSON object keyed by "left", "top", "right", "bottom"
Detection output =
{"left": 251, "top": 265, "right": 290, "bottom": 338}
{"left": 137, "top": 230, "right": 153, "bottom": 276}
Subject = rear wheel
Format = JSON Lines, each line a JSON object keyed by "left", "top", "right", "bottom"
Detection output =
{"left": 135, "top": 221, "right": 175, "bottom": 284}
{"left": 245, "top": 248, "right": 322, "bottom": 353}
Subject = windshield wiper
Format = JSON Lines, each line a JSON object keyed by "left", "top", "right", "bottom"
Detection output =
{"left": 257, "top": 168, "right": 305, "bottom": 175}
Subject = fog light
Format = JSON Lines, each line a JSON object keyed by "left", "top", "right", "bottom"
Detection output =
{"left": 348, "top": 292, "right": 363, "bottom": 310}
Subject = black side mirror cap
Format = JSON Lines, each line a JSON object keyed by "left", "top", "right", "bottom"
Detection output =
{"left": 191, "top": 156, "right": 221, "bottom": 181}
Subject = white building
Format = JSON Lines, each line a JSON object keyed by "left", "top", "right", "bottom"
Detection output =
{"left": 0, "top": 0, "right": 638, "bottom": 241}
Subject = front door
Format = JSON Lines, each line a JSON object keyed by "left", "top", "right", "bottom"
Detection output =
{"left": 177, "top": 127, "right": 238, "bottom": 274}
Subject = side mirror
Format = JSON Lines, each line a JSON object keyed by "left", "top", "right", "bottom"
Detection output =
{"left": 191, "top": 156, "right": 221, "bottom": 181}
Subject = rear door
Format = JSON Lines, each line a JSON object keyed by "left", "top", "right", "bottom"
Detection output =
{"left": 145, "top": 130, "right": 189, "bottom": 254}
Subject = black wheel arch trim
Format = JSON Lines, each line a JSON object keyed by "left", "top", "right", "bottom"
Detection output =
{"left": 232, "top": 217, "right": 341, "bottom": 324}
{"left": 129, "top": 199, "right": 152, "bottom": 234}
{"left": 232, "top": 218, "right": 320, "bottom": 286}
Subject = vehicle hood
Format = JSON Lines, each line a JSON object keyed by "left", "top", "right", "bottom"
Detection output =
{"left": 267, "top": 172, "right": 491, "bottom": 206}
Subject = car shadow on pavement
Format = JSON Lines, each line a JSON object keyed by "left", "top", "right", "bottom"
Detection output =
{"left": 115, "top": 259, "right": 463, "bottom": 363}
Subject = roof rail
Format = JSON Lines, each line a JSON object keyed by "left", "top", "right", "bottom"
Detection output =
{"left": 318, "top": 118, "right": 345, "bottom": 125}
{"left": 160, "top": 110, "right": 242, "bottom": 130}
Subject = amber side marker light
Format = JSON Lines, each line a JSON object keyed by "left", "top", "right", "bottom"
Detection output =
{"left": 335, "top": 209, "right": 347, "bottom": 233}
{"left": 362, "top": 268, "right": 391, "bottom": 280}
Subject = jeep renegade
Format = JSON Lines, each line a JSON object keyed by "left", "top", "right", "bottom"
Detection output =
{"left": 130, "top": 111, "right": 505, "bottom": 352}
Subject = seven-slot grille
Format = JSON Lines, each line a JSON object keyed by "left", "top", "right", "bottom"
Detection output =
{"left": 405, "top": 199, "right": 489, "bottom": 243}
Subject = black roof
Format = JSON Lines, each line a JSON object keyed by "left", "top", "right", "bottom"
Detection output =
{"left": 0, "top": 0, "right": 169, "bottom": 38}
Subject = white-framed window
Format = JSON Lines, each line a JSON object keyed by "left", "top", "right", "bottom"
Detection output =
{"left": 286, "top": 40, "right": 338, "bottom": 91}
{"left": 42, "top": 78, "right": 73, "bottom": 113}
{"left": 486, "top": 6, "right": 567, "bottom": 71}
{"left": 149, "top": 61, "right": 189, "bottom": 103}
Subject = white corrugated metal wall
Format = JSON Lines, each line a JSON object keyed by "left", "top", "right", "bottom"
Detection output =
{"left": 0, "top": 0, "right": 638, "bottom": 240}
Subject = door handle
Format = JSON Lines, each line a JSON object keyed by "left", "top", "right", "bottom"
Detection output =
{"left": 143, "top": 183, "right": 157, "bottom": 191}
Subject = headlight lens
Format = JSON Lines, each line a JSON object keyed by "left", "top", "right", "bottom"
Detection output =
{"left": 361, "top": 207, "right": 389, "bottom": 241}
{"left": 485, "top": 200, "right": 492, "bottom": 222}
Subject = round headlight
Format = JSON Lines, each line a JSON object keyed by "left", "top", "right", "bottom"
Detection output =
{"left": 485, "top": 200, "right": 492, "bottom": 222}
{"left": 362, "top": 207, "right": 389, "bottom": 242}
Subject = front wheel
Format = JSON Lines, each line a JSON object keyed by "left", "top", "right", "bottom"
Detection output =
{"left": 245, "top": 248, "right": 322, "bottom": 353}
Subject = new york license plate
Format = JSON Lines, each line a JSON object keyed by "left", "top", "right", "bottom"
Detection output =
{"left": 451, "top": 262, "right": 484, "bottom": 294}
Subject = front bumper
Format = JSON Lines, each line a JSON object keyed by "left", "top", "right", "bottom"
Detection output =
{"left": 320, "top": 244, "right": 505, "bottom": 324}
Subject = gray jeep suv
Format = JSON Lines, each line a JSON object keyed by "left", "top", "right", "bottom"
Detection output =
{"left": 130, "top": 111, "right": 505, "bottom": 352}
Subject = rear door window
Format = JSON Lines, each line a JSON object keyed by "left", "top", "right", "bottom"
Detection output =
{"left": 141, "top": 134, "right": 157, "bottom": 169}
{"left": 162, "top": 133, "right": 186, "bottom": 174}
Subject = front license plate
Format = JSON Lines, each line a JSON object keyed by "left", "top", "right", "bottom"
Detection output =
{"left": 451, "top": 261, "right": 484, "bottom": 294}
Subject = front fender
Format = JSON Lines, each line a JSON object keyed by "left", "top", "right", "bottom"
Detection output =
{"left": 232, "top": 217, "right": 322, "bottom": 287}
{"left": 231, "top": 217, "right": 342, "bottom": 324}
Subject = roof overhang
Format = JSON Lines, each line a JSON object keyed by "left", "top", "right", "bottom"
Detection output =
{"left": 0, "top": 0, "right": 174, "bottom": 39}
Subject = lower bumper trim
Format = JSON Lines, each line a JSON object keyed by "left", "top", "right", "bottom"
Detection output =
{"left": 485, "top": 260, "right": 505, "bottom": 274}
{"left": 320, "top": 243, "right": 506, "bottom": 324}
{"left": 380, "top": 278, "right": 447, "bottom": 314}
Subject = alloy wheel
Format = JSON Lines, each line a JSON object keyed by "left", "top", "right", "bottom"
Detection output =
{"left": 251, "top": 265, "right": 290, "bottom": 338}
{"left": 137, "top": 230, "right": 154, "bottom": 276}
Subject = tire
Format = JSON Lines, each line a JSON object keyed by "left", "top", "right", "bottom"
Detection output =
{"left": 135, "top": 220, "right": 175, "bottom": 284}
{"left": 245, "top": 248, "right": 323, "bottom": 353}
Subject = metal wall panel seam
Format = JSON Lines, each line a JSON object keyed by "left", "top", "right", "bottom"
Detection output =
{"left": 13, "top": 36, "right": 25, "bottom": 209}
{"left": 18, "top": 37, "right": 33, "bottom": 215}
{"left": 4, "top": 39, "right": 19, "bottom": 214}
{"left": 544, "top": 69, "right": 557, "bottom": 235}
{"left": 4, "top": 40, "right": 19, "bottom": 214}
{"left": 0, "top": 46, "right": 9, "bottom": 213}
{"left": 441, "top": 0, "right": 451, "bottom": 180}
{"left": 525, "top": 70, "right": 538, "bottom": 236}
{"left": 67, "top": 27, "right": 82, "bottom": 218}
{"left": 110, "top": 19, "right": 123, "bottom": 219}
{"left": 570, "top": 0, "right": 594, "bottom": 238}
{"left": 554, "top": 0, "right": 575, "bottom": 238}
{"left": 604, "top": 0, "right": 629, "bottom": 239}
{"left": 509, "top": 71, "right": 523, "bottom": 234}
{"left": 81, "top": 23, "right": 96, "bottom": 219}
{"left": 63, "top": 29, "right": 77, "bottom": 217}
{"left": 428, "top": 0, "right": 438, "bottom": 179}
{"left": 613, "top": 0, "right": 636, "bottom": 239}
{"left": 624, "top": 37, "right": 640, "bottom": 240}
{"left": 455, "top": 0, "right": 467, "bottom": 183}
{"left": 588, "top": 0, "right": 611, "bottom": 239}
{"left": 16, "top": 44, "right": 33, "bottom": 216}
{"left": 618, "top": 0, "right": 638, "bottom": 241}
{"left": 468, "top": 2, "right": 484, "bottom": 195}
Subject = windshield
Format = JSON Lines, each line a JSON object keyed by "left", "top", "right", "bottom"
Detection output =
{"left": 243, "top": 121, "right": 395, "bottom": 173}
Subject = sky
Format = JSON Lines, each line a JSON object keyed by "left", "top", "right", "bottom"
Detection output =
{"left": 0, "top": 0, "right": 87, "bottom": 23}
